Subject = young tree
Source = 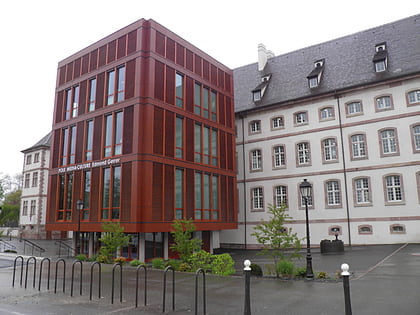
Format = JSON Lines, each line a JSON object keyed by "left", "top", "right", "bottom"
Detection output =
{"left": 170, "top": 219, "right": 202, "bottom": 262}
{"left": 99, "top": 222, "right": 130, "bottom": 262}
{"left": 251, "top": 204, "right": 302, "bottom": 277}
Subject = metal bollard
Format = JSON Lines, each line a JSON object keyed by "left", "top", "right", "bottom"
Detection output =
{"left": 244, "top": 259, "right": 251, "bottom": 315}
{"left": 341, "top": 263, "right": 352, "bottom": 315}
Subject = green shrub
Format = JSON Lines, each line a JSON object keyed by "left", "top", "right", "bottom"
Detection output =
{"left": 96, "top": 254, "right": 110, "bottom": 264}
{"left": 87, "top": 254, "right": 99, "bottom": 262}
{"left": 294, "top": 267, "right": 307, "bottom": 278}
{"left": 250, "top": 263, "right": 263, "bottom": 277}
{"left": 276, "top": 260, "right": 294, "bottom": 277}
{"left": 211, "top": 253, "right": 236, "bottom": 276}
{"left": 151, "top": 258, "right": 165, "bottom": 269}
{"left": 75, "top": 254, "right": 87, "bottom": 261}
{"left": 188, "top": 250, "right": 213, "bottom": 271}
{"left": 317, "top": 271, "right": 328, "bottom": 279}
{"left": 178, "top": 262, "right": 192, "bottom": 272}
{"left": 129, "top": 259, "right": 145, "bottom": 267}
{"left": 114, "top": 257, "right": 127, "bottom": 265}
{"left": 165, "top": 259, "right": 182, "bottom": 271}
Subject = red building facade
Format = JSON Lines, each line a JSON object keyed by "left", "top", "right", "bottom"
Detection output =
{"left": 46, "top": 19, "right": 237, "bottom": 260}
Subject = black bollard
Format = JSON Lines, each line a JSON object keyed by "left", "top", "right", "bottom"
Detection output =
{"left": 244, "top": 260, "right": 251, "bottom": 315}
{"left": 341, "top": 263, "right": 352, "bottom": 315}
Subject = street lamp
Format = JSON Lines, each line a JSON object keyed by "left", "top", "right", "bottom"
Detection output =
{"left": 300, "top": 179, "right": 314, "bottom": 279}
{"left": 76, "top": 199, "right": 84, "bottom": 255}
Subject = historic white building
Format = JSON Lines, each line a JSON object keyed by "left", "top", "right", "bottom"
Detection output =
{"left": 220, "top": 15, "right": 420, "bottom": 248}
{"left": 20, "top": 132, "right": 51, "bottom": 239}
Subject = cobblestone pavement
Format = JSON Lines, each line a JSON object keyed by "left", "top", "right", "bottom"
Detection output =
{"left": 0, "top": 243, "right": 419, "bottom": 314}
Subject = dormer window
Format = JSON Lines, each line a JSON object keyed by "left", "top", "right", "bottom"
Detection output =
{"left": 252, "top": 74, "right": 271, "bottom": 103}
{"left": 307, "top": 59, "right": 324, "bottom": 88}
{"left": 373, "top": 42, "right": 387, "bottom": 72}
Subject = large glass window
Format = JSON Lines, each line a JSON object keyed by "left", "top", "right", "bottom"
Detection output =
{"left": 194, "top": 172, "right": 219, "bottom": 220}
{"left": 412, "top": 125, "right": 420, "bottom": 152}
{"left": 65, "top": 89, "right": 72, "bottom": 120}
{"left": 194, "top": 124, "right": 218, "bottom": 165}
{"left": 175, "top": 169, "right": 184, "bottom": 219}
{"left": 175, "top": 73, "right": 184, "bottom": 108}
{"left": 194, "top": 83, "right": 201, "bottom": 115}
{"left": 85, "top": 120, "right": 94, "bottom": 161}
{"left": 175, "top": 117, "right": 183, "bottom": 158}
{"left": 102, "top": 166, "right": 121, "bottom": 220}
{"left": 88, "top": 78, "right": 96, "bottom": 112}
{"left": 104, "top": 112, "right": 123, "bottom": 157}
{"left": 408, "top": 90, "right": 420, "bottom": 105}
{"left": 32, "top": 172, "right": 38, "bottom": 187}
{"left": 107, "top": 70, "right": 116, "bottom": 105}
{"left": 82, "top": 170, "right": 91, "bottom": 220}
{"left": 211, "top": 91, "right": 217, "bottom": 121}
{"left": 61, "top": 126, "right": 76, "bottom": 165}
{"left": 72, "top": 85, "right": 80, "bottom": 118}
{"left": 116, "top": 67, "right": 125, "bottom": 102}
{"left": 193, "top": 82, "right": 217, "bottom": 121}
{"left": 58, "top": 173, "right": 73, "bottom": 221}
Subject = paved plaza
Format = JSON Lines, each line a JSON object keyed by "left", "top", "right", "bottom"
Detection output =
{"left": 0, "top": 243, "right": 420, "bottom": 314}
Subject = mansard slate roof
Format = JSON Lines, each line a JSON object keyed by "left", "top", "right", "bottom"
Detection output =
{"left": 234, "top": 14, "right": 420, "bottom": 113}
{"left": 21, "top": 132, "right": 52, "bottom": 153}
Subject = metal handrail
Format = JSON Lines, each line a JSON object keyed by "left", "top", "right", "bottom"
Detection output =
{"left": 22, "top": 239, "right": 45, "bottom": 256}
{"left": 0, "top": 239, "right": 16, "bottom": 252}
{"left": 55, "top": 240, "right": 74, "bottom": 258}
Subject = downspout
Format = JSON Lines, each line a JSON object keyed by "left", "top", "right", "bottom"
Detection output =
{"left": 240, "top": 115, "right": 248, "bottom": 249}
{"left": 335, "top": 94, "right": 352, "bottom": 246}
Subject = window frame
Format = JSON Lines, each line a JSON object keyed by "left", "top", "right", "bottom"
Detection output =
{"left": 249, "top": 120, "right": 261, "bottom": 134}
{"left": 294, "top": 111, "right": 308, "bottom": 126}
{"left": 251, "top": 187, "right": 264, "bottom": 211}
{"left": 324, "top": 179, "right": 342, "bottom": 208}
{"left": 349, "top": 133, "right": 368, "bottom": 160}
{"left": 358, "top": 225, "right": 373, "bottom": 235}
{"left": 411, "top": 124, "right": 420, "bottom": 153}
{"left": 390, "top": 224, "right": 406, "bottom": 234}
{"left": 378, "top": 128, "right": 399, "bottom": 157}
{"left": 101, "top": 165, "right": 121, "bottom": 221}
{"left": 319, "top": 106, "right": 335, "bottom": 121}
{"left": 271, "top": 116, "right": 285, "bottom": 130}
{"left": 321, "top": 137, "right": 338, "bottom": 164}
{"left": 353, "top": 177, "right": 372, "bottom": 207}
{"left": 273, "top": 185, "right": 288, "bottom": 207}
{"left": 296, "top": 141, "right": 311, "bottom": 167}
{"left": 272, "top": 145, "right": 286, "bottom": 169}
{"left": 375, "top": 94, "right": 393, "bottom": 112}
{"left": 250, "top": 149, "right": 263, "bottom": 172}
{"left": 383, "top": 174, "right": 405, "bottom": 205}
{"left": 406, "top": 89, "right": 420, "bottom": 106}
{"left": 345, "top": 100, "right": 363, "bottom": 117}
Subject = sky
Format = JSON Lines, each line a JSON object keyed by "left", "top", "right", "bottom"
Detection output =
{"left": 0, "top": 0, "right": 419, "bottom": 176}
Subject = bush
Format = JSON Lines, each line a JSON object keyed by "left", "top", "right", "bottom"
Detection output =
{"left": 294, "top": 267, "right": 307, "bottom": 278}
{"left": 75, "top": 254, "right": 87, "bottom": 261}
{"left": 96, "top": 254, "right": 110, "bottom": 264}
{"left": 151, "top": 258, "right": 165, "bottom": 269}
{"left": 317, "top": 271, "right": 328, "bottom": 279}
{"left": 211, "top": 253, "right": 236, "bottom": 276}
{"left": 250, "top": 263, "right": 263, "bottom": 277}
{"left": 87, "top": 254, "right": 99, "bottom": 262}
{"left": 129, "top": 259, "right": 145, "bottom": 267}
{"left": 276, "top": 260, "right": 294, "bottom": 277}
{"left": 165, "top": 259, "right": 182, "bottom": 271}
{"left": 114, "top": 257, "right": 127, "bottom": 265}
{"left": 178, "top": 262, "right": 192, "bottom": 272}
{"left": 188, "top": 250, "right": 213, "bottom": 271}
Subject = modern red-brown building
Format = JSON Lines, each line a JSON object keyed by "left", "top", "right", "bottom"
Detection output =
{"left": 46, "top": 19, "right": 237, "bottom": 261}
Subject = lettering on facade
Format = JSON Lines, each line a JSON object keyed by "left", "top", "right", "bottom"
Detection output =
{"left": 57, "top": 158, "right": 121, "bottom": 173}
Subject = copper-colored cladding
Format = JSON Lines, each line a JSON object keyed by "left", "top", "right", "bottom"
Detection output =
{"left": 46, "top": 19, "right": 237, "bottom": 234}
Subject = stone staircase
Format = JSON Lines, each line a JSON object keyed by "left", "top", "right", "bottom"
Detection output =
{"left": 0, "top": 238, "right": 75, "bottom": 258}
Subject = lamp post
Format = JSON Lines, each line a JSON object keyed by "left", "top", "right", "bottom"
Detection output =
{"left": 76, "top": 199, "right": 84, "bottom": 255}
{"left": 300, "top": 179, "right": 314, "bottom": 279}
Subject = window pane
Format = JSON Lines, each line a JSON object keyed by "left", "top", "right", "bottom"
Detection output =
{"left": 104, "top": 115, "right": 113, "bottom": 157}
{"left": 176, "top": 74, "right": 183, "bottom": 108}
{"left": 117, "top": 67, "right": 125, "bottom": 102}
{"left": 175, "top": 117, "right": 183, "bottom": 158}
{"left": 107, "top": 70, "right": 115, "bottom": 105}
{"left": 102, "top": 168, "right": 110, "bottom": 209}
{"left": 88, "top": 78, "right": 96, "bottom": 111}
{"left": 114, "top": 112, "right": 123, "bottom": 155}
{"left": 83, "top": 171, "right": 91, "bottom": 209}
{"left": 86, "top": 120, "right": 94, "bottom": 160}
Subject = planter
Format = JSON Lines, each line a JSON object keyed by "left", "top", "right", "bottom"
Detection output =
{"left": 320, "top": 239, "right": 344, "bottom": 254}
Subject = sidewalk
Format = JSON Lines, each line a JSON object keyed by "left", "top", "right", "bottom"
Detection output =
{"left": 0, "top": 243, "right": 419, "bottom": 314}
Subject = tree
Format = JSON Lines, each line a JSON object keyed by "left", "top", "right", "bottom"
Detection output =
{"left": 98, "top": 222, "right": 130, "bottom": 262}
{"left": 170, "top": 219, "right": 202, "bottom": 262}
{"left": 251, "top": 204, "right": 302, "bottom": 277}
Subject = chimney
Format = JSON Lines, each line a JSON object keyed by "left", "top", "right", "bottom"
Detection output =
{"left": 258, "top": 44, "right": 274, "bottom": 72}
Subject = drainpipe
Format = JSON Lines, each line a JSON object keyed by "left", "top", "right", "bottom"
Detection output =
{"left": 336, "top": 94, "right": 352, "bottom": 246}
{"left": 240, "top": 115, "right": 248, "bottom": 249}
